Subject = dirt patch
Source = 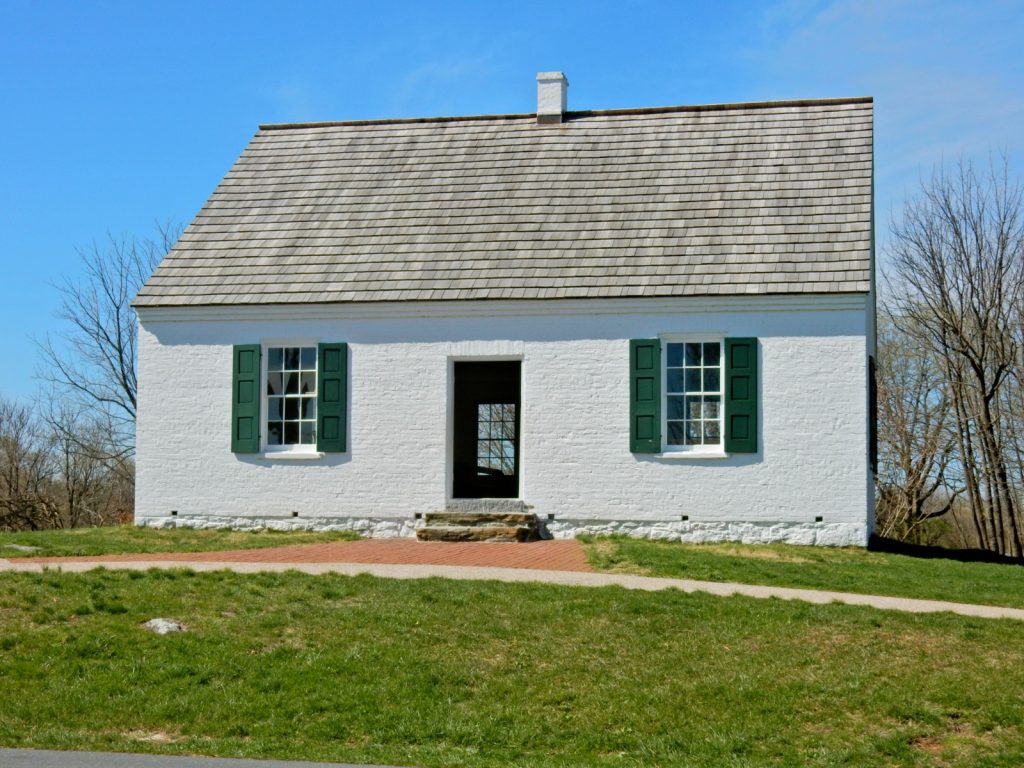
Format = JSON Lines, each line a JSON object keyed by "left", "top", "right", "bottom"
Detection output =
{"left": 909, "top": 734, "right": 944, "bottom": 756}
{"left": 909, "top": 733, "right": 953, "bottom": 768}
{"left": 908, "top": 717, "right": 997, "bottom": 765}
{"left": 586, "top": 540, "right": 652, "bottom": 575}
{"left": 703, "top": 543, "right": 814, "bottom": 563}
{"left": 124, "top": 729, "right": 184, "bottom": 744}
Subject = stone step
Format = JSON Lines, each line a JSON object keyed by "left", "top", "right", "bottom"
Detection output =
{"left": 445, "top": 498, "right": 529, "bottom": 514}
{"left": 416, "top": 525, "right": 537, "bottom": 543}
{"left": 424, "top": 511, "right": 538, "bottom": 528}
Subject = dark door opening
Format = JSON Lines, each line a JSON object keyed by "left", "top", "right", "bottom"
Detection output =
{"left": 452, "top": 361, "right": 521, "bottom": 499}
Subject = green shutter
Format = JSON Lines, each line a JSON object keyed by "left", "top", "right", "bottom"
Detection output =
{"left": 231, "top": 344, "right": 261, "bottom": 453}
{"left": 724, "top": 338, "right": 758, "bottom": 454}
{"left": 317, "top": 342, "right": 348, "bottom": 452}
{"left": 630, "top": 339, "right": 661, "bottom": 453}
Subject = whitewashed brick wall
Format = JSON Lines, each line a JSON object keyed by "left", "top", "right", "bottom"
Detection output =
{"left": 136, "top": 295, "right": 872, "bottom": 545}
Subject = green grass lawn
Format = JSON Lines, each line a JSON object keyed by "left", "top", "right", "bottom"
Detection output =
{"left": 583, "top": 536, "right": 1024, "bottom": 609}
{"left": 0, "top": 525, "right": 359, "bottom": 558}
{"left": 1, "top": 569, "right": 1023, "bottom": 767}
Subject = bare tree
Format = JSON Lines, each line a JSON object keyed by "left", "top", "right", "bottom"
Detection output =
{"left": 0, "top": 399, "right": 58, "bottom": 530}
{"left": 36, "top": 223, "right": 180, "bottom": 459}
{"left": 874, "top": 314, "right": 959, "bottom": 543}
{"left": 42, "top": 401, "right": 134, "bottom": 528}
{"left": 885, "top": 154, "right": 1024, "bottom": 557}
{"left": 0, "top": 396, "right": 131, "bottom": 532}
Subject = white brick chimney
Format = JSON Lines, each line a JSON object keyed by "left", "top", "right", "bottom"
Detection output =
{"left": 536, "top": 72, "right": 568, "bottom": 124}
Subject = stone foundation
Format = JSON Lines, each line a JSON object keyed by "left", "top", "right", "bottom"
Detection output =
{"left": 135, "top": 515, "right": 420, "bottom": 539}
{"left": 136, "top": 514, "right": 868, "bottom": 547}
{"left": 543, "top": 518, "right": 868, "bottom": 547}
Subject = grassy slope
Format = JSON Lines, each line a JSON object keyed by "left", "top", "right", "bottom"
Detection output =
{"left": 1, "top": 569, "right": 1023, "bottom": 767}
{"left": 0, "top": 526, "right": 359, "bottom": 558}
{"left": 584, "top": 536, "right": 1024, "bottom": 608}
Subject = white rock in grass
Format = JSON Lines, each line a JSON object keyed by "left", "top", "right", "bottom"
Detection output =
{"left": 142, "top": 618, "right": 185, "bottom": 635}
{"left": 4, "top": 544, "right": 41, "bottom": 552}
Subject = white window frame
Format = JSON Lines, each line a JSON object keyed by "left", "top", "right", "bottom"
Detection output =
{"left": 661, "top": 335, "right": 727, "bottom": 456}
{"left": 261, "top": 339, "right": 320, "bottom": 456}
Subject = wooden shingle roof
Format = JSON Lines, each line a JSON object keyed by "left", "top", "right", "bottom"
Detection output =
{"left": 134, "top": 97, "right": 873, "bottom": 307}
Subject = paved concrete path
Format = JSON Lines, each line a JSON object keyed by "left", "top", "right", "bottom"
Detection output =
{"left": 3, "top": 556, "right": 1022, "bottom": 621}
{"left": 0, "top": 748, "right": 407, "bottom": 768}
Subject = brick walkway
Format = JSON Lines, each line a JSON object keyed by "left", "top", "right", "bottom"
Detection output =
{"left": 19, "top": 539, "right": 592, "bottom": 573}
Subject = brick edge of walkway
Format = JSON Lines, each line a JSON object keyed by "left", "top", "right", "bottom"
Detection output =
{"left": 9, "top": 539, "right": 593, "bottom": 573}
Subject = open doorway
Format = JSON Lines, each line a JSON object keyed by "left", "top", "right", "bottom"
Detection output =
{"left": 452, "top": 361, "right": 521, "bottom": 499}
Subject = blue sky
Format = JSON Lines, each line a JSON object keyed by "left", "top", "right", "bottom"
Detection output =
{"left": 1, "top": 0, "right": 1022, "bottom": 400}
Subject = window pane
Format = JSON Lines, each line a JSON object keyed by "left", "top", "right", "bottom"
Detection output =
{"left": 684, "top": 369, "right": 701, "bottom": 392}
{"left": 266, "top": 372, "right": 283, "bottom": 396}
{"left": 267, "top": 397, "right": 283, "bottom": 421}
{"left": 685, "top": 421, "right": 702, "bottom": 445}
{"left": 267, "top": 348, "right": 284, "bottom": 371}
{"left": 284, "top": 398, "right": 299, "bottom": 420}
{"left": 284, "top": 373, "right": 299, "bottom": 395}
{"left": 667, "top": 421, "right": 686, "bottom": 445}
{"left": 267, "top": 422, "right": 283, "bottom": 445}
{"left": 667, "top": 395, "right": 687, "bottom": 420}
{"left": 300, "top": 347, "right": 317, "bottom": 370}
{"left": 667, "top": 370, "right": 686, "bottom": 393}
{"left": 703, "top": 369, "right": 720, "bottom": 392}
{"left": 478, "top": 404, "right": 488, "bottom": 421}
{"left": 684, "top": 343, "right": 702, "bottom": 366}
{"left": 704, "top": 421, "right": 721, "bottom": 444}
{"left": 703, "top": 343, "right": 720, "bottom": 366}
{"left": 284, "top": 422, "right": 299, "bottom": 444}
{"left": 284, "top": 348, "right": 300, "bottom": 370}
{"left": 300, "top": 422, "right": 316, "bottom": 444}
{"left": 703, "top": 396, "right": 720, "bottom": 419}
{"left": 301, "top": 398, "right": 316, "bottom": 419}
{"left": 300, "top": 372, "right": 316, "bottom": 395}
{"left": 666, "top": 343, "right": 684, "bottom": 368}
{"left": 685, "top": 395, "right": 702, "bottom": 420}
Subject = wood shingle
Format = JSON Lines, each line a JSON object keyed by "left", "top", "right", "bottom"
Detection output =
{"left": 134, "top": 97, "right": 873, "bottom": 307}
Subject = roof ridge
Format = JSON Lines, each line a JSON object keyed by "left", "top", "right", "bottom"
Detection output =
{"left": 257, "top": 96, "right": 873, "bottom": 131}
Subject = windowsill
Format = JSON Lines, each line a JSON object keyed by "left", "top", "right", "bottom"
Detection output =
{"left": 261, "top": 451, "right": 326, "bottom": 461}
{"left": 655, "top": 450, "right": 730, "bottom": 460}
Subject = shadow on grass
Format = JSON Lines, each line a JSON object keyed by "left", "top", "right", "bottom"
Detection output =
{"left": 869, "top": 534, "right": 1024, "bottom": 566}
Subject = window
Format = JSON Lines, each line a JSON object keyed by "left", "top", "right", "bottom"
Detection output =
{"left": 664, "top": 341, "right": 723, "bottom": 452}
{"left": 232, "top": 342, "right": 347, "bottom": 455}
{"left": 477, "top": 403, "right": 516, "bottom": 476}
{"left": 629, "top": 336, "right": 758, "bottom": 455}
{"left": 265, "top": 345, "right": 317, "bottom": 450}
